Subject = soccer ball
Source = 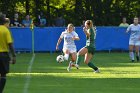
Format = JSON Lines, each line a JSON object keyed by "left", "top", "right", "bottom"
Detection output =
{"left": 56, "top": 55, "right": 64, "bottom": 63}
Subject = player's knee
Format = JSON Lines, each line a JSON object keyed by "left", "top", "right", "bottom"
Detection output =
{"left": 71, "top": 58, "right": 76, "bottom": 62}
{"left": 136, "top": 51, "right": 139, "bottom": 53}
{"left": 84, "top": 60, "right": 89, "bottom": 64}
{"left": 135, "top": 48, "right": 139, "bottom": 52}
{"left": 77, "top": 52, "right": 81, "bottom": 56}
{"left": 129, "top": 49, "right": 133, "bottom": 52}
{"left": 77, "top": 52, "right": 79, "bottom": 55}
{"left": 129, "top": 47, "right": 134, "bottom": 51}
{"left": 65, "top": 50, "right": 69, "bottom": 54}
{"left": 64, "top": 54, "right": 69, "bottom": 61}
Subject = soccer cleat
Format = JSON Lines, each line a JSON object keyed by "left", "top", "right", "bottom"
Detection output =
{"left": 94, "top": 69, "right": 100, "bottom": 73}
{"left": 75, "top": 64, "right": 79, "bottom": 69}
{"left": 131, "top": 60, "right": 135, "bottom": 62}
{"left": 67, "top": 61, "right": 72, "bottom": 72}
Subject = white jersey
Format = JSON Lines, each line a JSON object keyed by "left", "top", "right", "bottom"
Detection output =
{"left": 127, "top": 24, "right": 140, "bottom": 40}
{"left": 60, "top": 31, "right": 78, "bottom": 52}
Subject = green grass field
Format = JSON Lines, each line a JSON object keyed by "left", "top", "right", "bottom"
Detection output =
{"left": 4, "top": 52, "right": 140, "bottom": 93}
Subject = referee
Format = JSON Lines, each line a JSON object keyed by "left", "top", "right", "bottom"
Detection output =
{"left": 0, "top": 14, "right": 16, "bottom": 93}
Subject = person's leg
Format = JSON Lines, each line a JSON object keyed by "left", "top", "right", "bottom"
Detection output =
{"left": 63, "top": 49, "right": 69, "bottom": 61}
{"left": 84, "top": 53, "right": 99, "bottom": 72}
{"left": 135, "top": 46, "right": 139, "bottom": 61}
{"left": 71, "top": 52, "right": 77, "bottom": 63}
{"left": 76, "top": 47, "right": 88, "bottom": 65}
{"left": 0, "top": 53, "right": 10, "bottom": 93}
{"left": 129, "top": 45, "right": 135, "bottom": 62}
{"left": 67, "top": 52, "right": 77, "bottom": 72}
{"left": 0, "top": 73, "right": 6, "bottom": 93}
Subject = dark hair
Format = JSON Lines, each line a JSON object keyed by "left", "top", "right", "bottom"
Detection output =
{"left": 0, "top": 14, "right": 5, "bottom": 25}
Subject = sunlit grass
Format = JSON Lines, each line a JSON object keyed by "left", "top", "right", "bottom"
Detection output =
{"left": 4, "top": 52, "right": 140, "bottom": 93}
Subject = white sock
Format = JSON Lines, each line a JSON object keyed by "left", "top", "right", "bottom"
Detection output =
{"left": 64, "top": 54, "right": 69, "bottom": 61}
{"left": 129, "top": 52, "right": 134, "bottom": 60}
{"left": 71, "top": 61, "right": 75, "bottom": 65}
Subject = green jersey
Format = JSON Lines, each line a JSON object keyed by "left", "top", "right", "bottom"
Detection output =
{"left": 86, "top": 28, "right": 95, "bottom": 48}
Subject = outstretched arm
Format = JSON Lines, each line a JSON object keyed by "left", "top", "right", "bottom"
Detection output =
{"left": 56, "top": 38, "right": 62, "bottom": 50}
{"left": 126, "top": 25, "right": 130, "bottom": 33}
{"left": 126, "top": 30, "right": 129, "bottom": 33}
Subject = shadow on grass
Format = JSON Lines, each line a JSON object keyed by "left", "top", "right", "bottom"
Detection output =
{"left": 6, "top": 75, "right": 140, "bottom": 93}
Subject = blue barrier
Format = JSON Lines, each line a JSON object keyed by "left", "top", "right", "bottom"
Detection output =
{"left": 96, "top": 27, "right": 129, "bottom": 50}
{"left": 10, "top": 27, "right": 130, "bottom": 52}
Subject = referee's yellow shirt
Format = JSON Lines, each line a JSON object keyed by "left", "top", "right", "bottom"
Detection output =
{"left": 0, "top": 25, "right": 13, "bottom": 52}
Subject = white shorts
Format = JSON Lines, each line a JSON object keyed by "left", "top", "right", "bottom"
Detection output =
{"left": 129, "top": 39, "right": 140, "bottom": 46}
{"left": 63, "top": 45, "right": 77, "bottom": 53}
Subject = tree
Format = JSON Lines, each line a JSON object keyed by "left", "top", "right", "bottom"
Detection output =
{"left": 25, "top": 0, "right": 29, "bottom": 15}
{"left": 0, "top": 0, "right": 140, "bottom": 26}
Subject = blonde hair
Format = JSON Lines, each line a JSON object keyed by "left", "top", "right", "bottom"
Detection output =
{"left": 4, "top": 18, "right": 10, "bottom": 24}
{"left": 67, "top": 23, "right": 74, "bottom": 27}
{"left": 67, "top": 23, "right": 75, "bottom": 31}
{"left": 86, "top": 20, "right": 96, "bottom": 38}
{"left": 86, "top": 20, "right": 93, "bottom": 28}
{"left": 4, "top": 18, "right": 10, "bottom": 27}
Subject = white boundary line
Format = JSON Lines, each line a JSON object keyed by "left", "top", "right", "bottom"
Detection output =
{"left": 23, "top": 54, "right": 35, "bottom": 93}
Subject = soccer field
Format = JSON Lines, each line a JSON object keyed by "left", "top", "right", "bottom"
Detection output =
{"left": 4, "top": 52, "right": 140, "bottom": 93}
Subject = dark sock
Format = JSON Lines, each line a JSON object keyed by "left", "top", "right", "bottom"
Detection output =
{"left": 136, "top": 53, "right": 139, "bottom": 61}
{"left": 136, "top": 56, "right": 139, "bottom": 61}
{"left": 88, "top": 62, "right": 98, "bottom": 71}
{"left": 0, "top": 77, "right": 6, "bottom": 93}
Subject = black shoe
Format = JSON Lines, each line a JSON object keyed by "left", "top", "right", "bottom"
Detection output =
{"left": 136, "top": 56, "right": 139, "bottom": 62}
{"left": 132, "top": 60, "right": 135, "bottom": 62}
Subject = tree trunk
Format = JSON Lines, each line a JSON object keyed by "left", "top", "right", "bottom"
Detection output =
{"left": 26, "top": 0, "right": 29, "bottom": 15}
{"left": 34, "top": 0, "right": 41, "bottom": 26}
{"left": 75, "top": 0, "right": 83, "bottom": 24}
{"left": 46, "top": 0, "right": 50, "bottom": 26}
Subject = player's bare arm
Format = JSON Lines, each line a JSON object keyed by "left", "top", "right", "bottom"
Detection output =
{"left": 56, "top": 38, "right": 62, "bottom": 50}
{"left": 83, "top": 27, "right": 90, "bottom": 37}
{"left": 72, "top": 36, "right": 80, "bottom": 40}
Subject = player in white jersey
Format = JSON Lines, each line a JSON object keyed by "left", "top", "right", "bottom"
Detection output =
{"left": 56, "top": 23, "right": 80, "bottom": 71}
{"left": 126, "top": 17, "right": 140, "bottom": 62}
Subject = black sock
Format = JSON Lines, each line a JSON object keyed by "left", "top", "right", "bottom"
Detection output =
{"left": 87, "top": 62, "right": 98, "bottom": 71}
{"left": 136, "top": 56, "right": 139, "bottom": 61}
{"left": 0, "top": 77, "right": 6, "bottom": 93}
{"left": 136, "top": 52, "right": 139, "bottom": 61}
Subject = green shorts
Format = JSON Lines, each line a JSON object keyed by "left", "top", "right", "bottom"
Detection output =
{"left": 85, "top": 46, "right": 95, "bottom": 55}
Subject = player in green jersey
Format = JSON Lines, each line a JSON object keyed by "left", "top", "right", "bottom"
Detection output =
{"left": 75, "top": 20, "right": 99, "bottom": 73}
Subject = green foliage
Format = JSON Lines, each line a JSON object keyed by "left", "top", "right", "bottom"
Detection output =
{"left": 0, "top": 0, "right": 140, "bottom": 26}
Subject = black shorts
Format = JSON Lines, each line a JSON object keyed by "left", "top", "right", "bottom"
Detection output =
{"left": 0, "top": 52, "right": 10, "bottom": 74}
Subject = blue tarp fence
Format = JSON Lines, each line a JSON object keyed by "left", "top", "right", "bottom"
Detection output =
{"left": 10, "top": 27, "right": 130, "bottom": 52}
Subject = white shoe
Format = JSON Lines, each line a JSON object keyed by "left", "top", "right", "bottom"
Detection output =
{"left": 67, "top": 61, "right": 72, "bottom": 72}
{"left": 94, "top": 69, "right": 100, "bottom": 73}
{"left": 75, "top": 64, "right": 79, "bottom": 69}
